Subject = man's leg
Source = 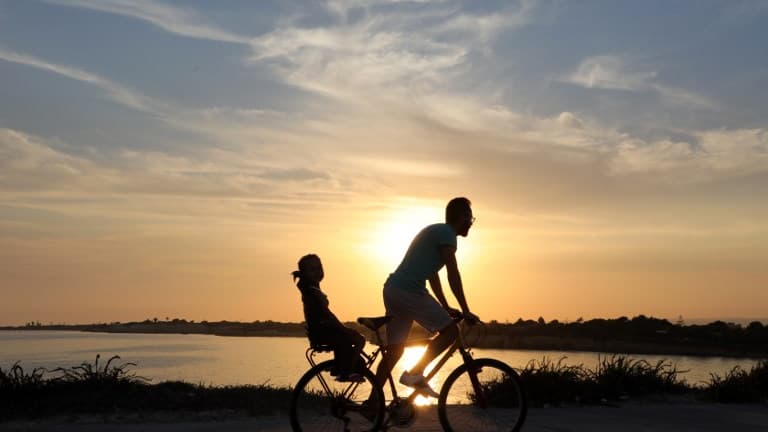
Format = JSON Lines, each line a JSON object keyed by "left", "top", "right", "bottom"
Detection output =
{"left": 375, "top": 343, "right": 404, "bottom": 387}
{"left": 404, "top": 322, "right": 458, "bottom": 376}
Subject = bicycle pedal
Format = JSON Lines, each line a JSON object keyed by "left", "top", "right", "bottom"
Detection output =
{"left": 389, "top": 399, "right": 416, "bottom": 428}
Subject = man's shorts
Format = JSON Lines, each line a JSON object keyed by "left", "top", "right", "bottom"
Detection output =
{"left": 383, "top": 284, "right": 453, "bottom": 346}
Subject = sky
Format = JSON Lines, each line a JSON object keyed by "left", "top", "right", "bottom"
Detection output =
{"left": 1, "top": 0, "right": 767, "bottom": 326}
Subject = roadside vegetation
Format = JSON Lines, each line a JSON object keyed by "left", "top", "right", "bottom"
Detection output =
{"left": 517, "top": 355, "right": 689, "bottom": 406}
{"left": 0, "top": 355, "right": 292, "bottom": 421}
{"left": 2, "top": 354, "right": 766, "bottom": 421}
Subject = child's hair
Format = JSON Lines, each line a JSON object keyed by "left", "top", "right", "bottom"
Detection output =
{"left": 292, "top": 253, "right": 320, "bottom": 281}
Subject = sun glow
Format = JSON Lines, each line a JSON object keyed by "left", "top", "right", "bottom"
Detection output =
{"left": 365, "top": 205, "right": 441, "bottom": 270}
{"left": 398, "top": 346, "right": 434, "bottom": 406}
{"left": 359, "top": 201, "right": 481, "bottom": 279}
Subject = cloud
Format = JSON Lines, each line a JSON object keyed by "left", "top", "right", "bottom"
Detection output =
{"left": 40, "top": 0, "right": 539, "bottom": 120}
{"left": 562, "top": 55, "right": 718, "bottom": 110}
{"left": 0, "top": 46, "right": 164, "bottom": 114}
{"left": 343, "top": 155, "right": 465, "bottom": 178}
{"left": 45, "top": 0, "right": 252, "bottom": 45}
{"left": 0, "top": 127, "right": 337, "bottom": 202}
{"left": 611, "top": 128, "right": 768, "bottom": 182}
{"left": 565, "top": 55, "right": 654, "bottom": 91}
{"left": 245, "top": 1, "right": 538, "bottom": 101}
{"left": 9, "top": 1, "right": 762, "bottom": 207}
{"left": 0, "top": 128, "right": 115, "bottom": 192}
{"left": 246, "top": 20, "right": 468, "bottom": 100}
{"left": 556, "top": 112, "right": 583, "bottom": 129}
{"left": 429, "top": 0, "right": 536, "bottom": 40}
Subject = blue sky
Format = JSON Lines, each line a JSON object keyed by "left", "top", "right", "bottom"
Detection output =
{"left": 1, "top": 0, "right": 767, "bottom": 324}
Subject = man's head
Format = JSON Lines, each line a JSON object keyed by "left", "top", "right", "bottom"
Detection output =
{"left": 445, "top": 197, "right": 474, "bottom": 237}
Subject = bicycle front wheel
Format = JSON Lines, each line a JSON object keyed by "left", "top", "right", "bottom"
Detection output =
{"left": 438, "top": 358, "right": 527, "bottom": 432}
{"left": 290, "top": 359, "right": 385, "bottom": 432}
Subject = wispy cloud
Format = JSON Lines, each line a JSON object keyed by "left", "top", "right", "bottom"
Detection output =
{"left": 0, "top": 46, "right": 163, "bottom": 114}
{"left": 0, "top": 128, "right": 116, "bottom": 192}
{"left": 50, "top": 0, "right": 537, "bottom": 104}
{"left": 611, "top": 128, "right": 768, "bottom": 182}
{"left": 11, "top": 2, "right": 761, "bottom": 194}
{"left": 562, "top": 55, "right": 718, "bottom": 110}
{"left": 45, "top": 0, "right": 252, "bottom": 45}
{"left": 0, "top": 127, "right": 335, "bottom": 202}
{"left": 564, "top": 55, "right": 654, "bottom": 91}
{"left": 248, "top": 1, "right": 537, "bottom": 100}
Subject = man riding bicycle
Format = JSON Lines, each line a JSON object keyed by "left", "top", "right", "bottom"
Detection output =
{"left": 374, "top": 197, "right": 479, "bottom": 398}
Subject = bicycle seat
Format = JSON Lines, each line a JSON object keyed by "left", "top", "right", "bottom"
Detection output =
{"left": 357, "top": 316, "right": 392, "bottom": 331}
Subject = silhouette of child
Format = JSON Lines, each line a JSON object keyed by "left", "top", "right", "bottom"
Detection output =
{"left": 293, "top": 254, "right": 365, "bottom": 382}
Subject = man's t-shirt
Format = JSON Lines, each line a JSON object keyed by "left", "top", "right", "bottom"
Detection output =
{"left": 384, "top": 223, "right": 457, "bottom": 294}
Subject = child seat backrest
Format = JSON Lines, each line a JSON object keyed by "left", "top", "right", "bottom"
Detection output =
{"left": 305, "top": 325, "right": 333, "bottom": 352}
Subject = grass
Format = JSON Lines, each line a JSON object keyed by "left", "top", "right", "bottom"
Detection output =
{"left": 515, "top": 355, "right": 693, "bottom": 406}
{"left": 0, "top": 355, "right": 293, "bottom": 421}
{"left": 700, "top": 360, "right": 768, "bottom": 403}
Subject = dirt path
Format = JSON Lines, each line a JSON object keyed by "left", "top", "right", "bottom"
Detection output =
{"left": 4, "top": 402, "right": 768, "bottom": 431}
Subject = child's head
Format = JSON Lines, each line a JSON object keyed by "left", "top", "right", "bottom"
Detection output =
{"left": 293, "top": 253, "right": 324, "bottom": 285}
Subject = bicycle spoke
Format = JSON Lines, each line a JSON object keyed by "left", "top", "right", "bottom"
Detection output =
{"left": 439, "top": 358, "right": 527, "bottom": 432}
{"left": 290, "top": 360, "right": 385, "bottom": 432}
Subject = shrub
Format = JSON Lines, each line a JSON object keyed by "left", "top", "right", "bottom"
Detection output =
{"left": 515, "top": 355, "right": 687, "bottom": 406}
{"left": 0, "top": 354, "right": 291, "bottom": 420}
{"left": 702, "top": 359, "right": 768, "bottom": 403}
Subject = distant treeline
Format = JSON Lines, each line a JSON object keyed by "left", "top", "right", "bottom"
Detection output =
{"left": 2, "top": 319, "right": 307, "bottom": 338}
{"left": 471, "top": 315, "right": 768, "bottom": 357}
{"left": 4, "top": 315, "right": 768, "bottom": 357}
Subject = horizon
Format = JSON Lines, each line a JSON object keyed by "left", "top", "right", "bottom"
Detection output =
{"left": 4, "top": 314, "right": 768, "bottom": 329}
{"left": 1, "top": 1, "right": 767, "bottom": 325}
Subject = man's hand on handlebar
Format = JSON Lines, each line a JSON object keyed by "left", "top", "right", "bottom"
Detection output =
{"left": 445, "top": 306, "right": 480, "bottom": 324}
{"left": 446, "top": 307, "right": 463, "bottom": 319}
{"left": 462, "top": 310, "right": 480, "bottom": 325}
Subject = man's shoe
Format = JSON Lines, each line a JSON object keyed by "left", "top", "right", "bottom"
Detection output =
{"left": 399, "top": 371, "right": 440, "bottom": 398}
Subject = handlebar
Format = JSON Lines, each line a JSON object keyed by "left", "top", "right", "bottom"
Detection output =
{"left": 452, "top": 315, "right": 481, "bottom": 326}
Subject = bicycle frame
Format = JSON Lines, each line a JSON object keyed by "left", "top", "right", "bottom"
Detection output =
{"left": 364, "top": 317, "right": 479, "bottom": 406}
{"left": 301, "top": 318, "right": 482, "bottom": 412}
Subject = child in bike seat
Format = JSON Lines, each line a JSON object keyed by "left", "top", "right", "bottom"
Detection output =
{"left": 293, "top": 253, "right": 366, "bottom": 382}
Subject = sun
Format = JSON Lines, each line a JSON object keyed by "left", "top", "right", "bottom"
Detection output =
{"left": 366, "top": 205, "right": 440, "bottom": 269}
{"left": 359, "top": 202, "right": 479, "bottom": 277}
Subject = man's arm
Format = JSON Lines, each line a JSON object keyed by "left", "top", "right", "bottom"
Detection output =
{"left": 440, "top": 245, "right": 473, "bottom": 316}
{"left": 428, "top": 273, "right": 450, "bottom": 308}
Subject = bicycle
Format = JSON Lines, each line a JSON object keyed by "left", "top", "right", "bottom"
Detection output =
{"left": 290, "top": 315, "right": 527, "bottom": 431}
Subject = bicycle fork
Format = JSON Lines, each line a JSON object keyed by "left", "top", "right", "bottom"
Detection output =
{"left": 462, "top": 350, "right": 488, "bottom": 409}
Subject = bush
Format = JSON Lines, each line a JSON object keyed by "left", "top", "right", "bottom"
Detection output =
{"left": 702, "top": 360, "right": 768, "bottom": 403}
{"left": 516, "top": 355, "right": 688, "bottom": 406}
{"left": 0, "top": 355, "right": 292, "bottom": 420}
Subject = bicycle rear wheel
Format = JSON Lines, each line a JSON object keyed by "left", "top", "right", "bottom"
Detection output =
{"left": 438, "top": 358, "right": 527, "bottom": 432}
{"left": 290, "top": 359, "right": 385, "bottom": 432}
